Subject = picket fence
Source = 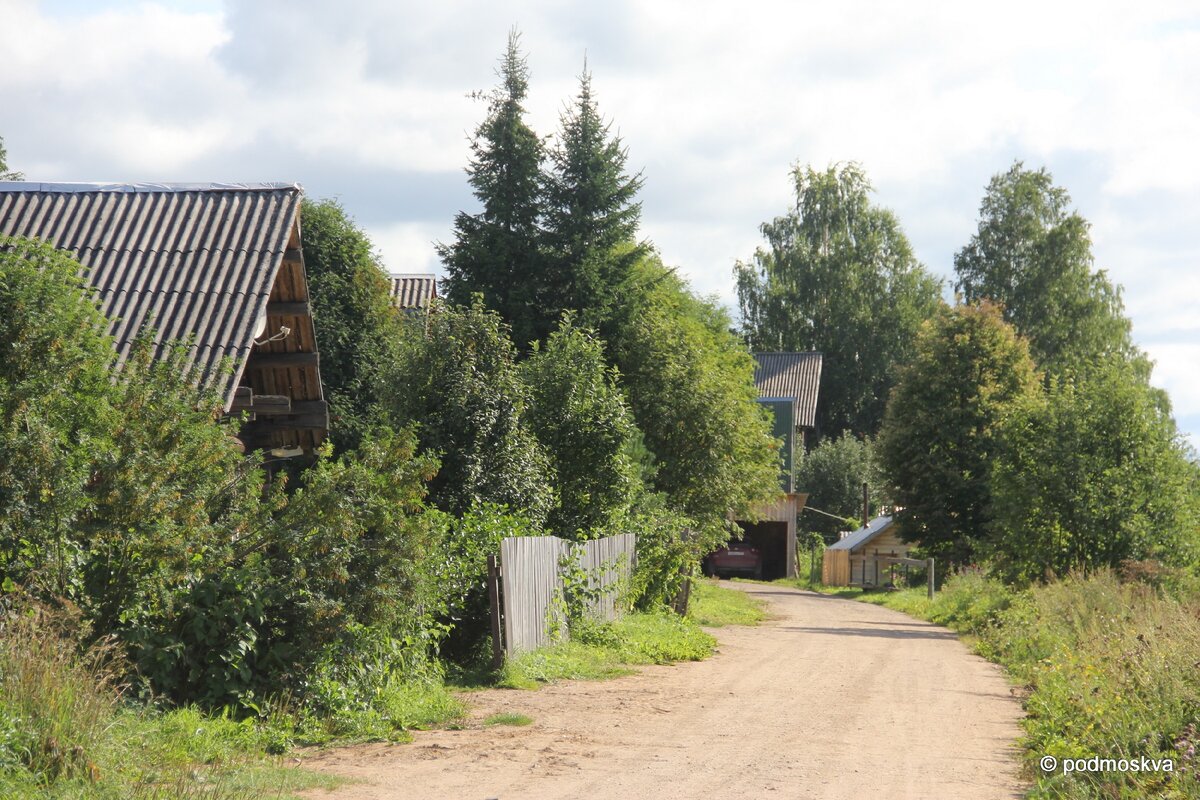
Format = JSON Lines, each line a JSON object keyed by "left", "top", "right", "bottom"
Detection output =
{"left": 494, "top": 533, "right": 636, "bottom": 656}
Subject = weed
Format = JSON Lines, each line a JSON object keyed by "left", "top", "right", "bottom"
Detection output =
{"left": 687, "top": 579, "right": 767, "bottom": 627}
{"left": 483, "top": 713, "right": 533, "bottom": 727}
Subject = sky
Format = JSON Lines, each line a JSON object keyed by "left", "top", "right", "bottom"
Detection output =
{"left": 3, "top": 0, "right": 1198, "bottom": 447}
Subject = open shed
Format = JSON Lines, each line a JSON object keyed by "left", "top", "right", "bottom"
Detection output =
{"left": 822, "top": 515, "right": 911, "bottom": 587}
{"left": 0, "top": 181, "right": 328, "bottom": 456}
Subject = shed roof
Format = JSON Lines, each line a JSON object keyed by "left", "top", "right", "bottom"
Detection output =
{"left": 753, "top": 352, "right": 823, "bottom": 428}
{"left": 827, "top": 515, "right": 895, "bottom": 551}
{"left": 0, "top": 181, "right": 304, "bottom": 410}
{"left": 389, "top": 273, "right": 438, "bottom": 310}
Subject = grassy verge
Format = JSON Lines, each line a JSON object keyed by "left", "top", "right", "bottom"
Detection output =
{"left": 804, "top": 570, "right": 1200, "bottom": 798}
{"left": 498, "top": 580, "right": 770, "bottom": 689}
{"left": 0, "top": 615, "right": 342, "bottom": 800}
{"left": 687, "top": 578, "right": 769, "bottom": 627}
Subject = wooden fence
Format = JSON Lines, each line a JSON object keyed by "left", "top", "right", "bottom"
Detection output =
{"left": 490, "top": 533, "right": 636, "bottom": 660}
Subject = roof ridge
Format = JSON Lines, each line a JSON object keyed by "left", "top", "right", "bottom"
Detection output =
{"left": 0, "top": 181, "right": 302, "bottom": 194}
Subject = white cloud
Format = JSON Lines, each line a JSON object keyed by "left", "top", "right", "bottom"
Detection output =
{"left": 5, "top": 0, "right": 1199, "bottom": 441}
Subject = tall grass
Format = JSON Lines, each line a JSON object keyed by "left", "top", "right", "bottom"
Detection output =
{"left": 0, "top": 604, "right": 338, "bottom": 799}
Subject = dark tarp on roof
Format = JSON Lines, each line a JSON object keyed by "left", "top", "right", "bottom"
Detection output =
{"left": 0, "top": 182, "right": 303, "bottom": 410}
{"left": 389, "top": 273, "right": 437, "bottom": 310}
{"left": 753, "top": 351, "right": 823, "bottom": 428}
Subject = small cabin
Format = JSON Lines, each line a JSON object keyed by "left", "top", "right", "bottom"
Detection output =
{"left": 822, "top": 515, "right": 910, "bottom": 587}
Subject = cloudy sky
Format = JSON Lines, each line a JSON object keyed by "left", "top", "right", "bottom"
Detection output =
{"left": 3, "top": 0, "right": 1198, "bottom": 446}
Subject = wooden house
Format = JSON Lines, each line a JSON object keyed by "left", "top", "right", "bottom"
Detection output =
{"left": 0, "top": 182, "right": 328, "bottom": 456}
{"left": 724, "top": 352, "right": 823, "bottom": 579}
{"left": 822, "top": 515, "right": 911, "bottom": 587}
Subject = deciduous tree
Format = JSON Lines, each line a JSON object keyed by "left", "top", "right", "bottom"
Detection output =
{"left": 521, "top": 318, "right": 641, "bottom": 541}
{"left": 736, "top": 163, "right": 943, "bottom": 439}
{"left": 986, "top": 363, "right": 1200, "bottom": 583}
{"left": 954, "top": 162, "right": 1142, "bottom": 377}
{"left": 878, "top": 302, "right": 1038, "bottom": 566}
{"left": 300, "top": 198, "right": 403, "bottom": 452}
{"left": 387, "top": 300, "right": 553, "bottom": 525}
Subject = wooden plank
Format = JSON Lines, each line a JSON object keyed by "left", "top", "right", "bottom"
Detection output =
{"left": 487, "top": 555, "right": 504, "bottom": 669}
{"left": 267, "top": 301, "right": 310, "bottom": 317}
{"left": 249, "top": 351, "right": 319, "bottom": 367}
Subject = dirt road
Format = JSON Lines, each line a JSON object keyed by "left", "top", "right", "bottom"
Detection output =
{"left": 300, "top": 583, "right": 1025, "bottom": 799}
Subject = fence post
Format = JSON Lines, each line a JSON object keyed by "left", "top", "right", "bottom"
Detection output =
{"left": 926, "top": 557, "right": 935, "bottom": 600}
{"left": 487, "top": 554, "right": 504, "bottom": 669}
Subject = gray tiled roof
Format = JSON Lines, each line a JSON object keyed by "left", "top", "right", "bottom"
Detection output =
{"left": 753, "top": 351, "right": 823, "bottom": 428}
{"left": 389, "top": 273, "right": 438, "bottom": 310}
{"left": 0, "top": 182, "right": 302, "bottom": 408}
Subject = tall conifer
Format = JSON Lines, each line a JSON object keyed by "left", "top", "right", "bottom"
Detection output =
{"left": 439, "top": 30, "right": 546, "bottom": 348}
{"left": 541, "top": 64, "right": 646, "bottom": 338}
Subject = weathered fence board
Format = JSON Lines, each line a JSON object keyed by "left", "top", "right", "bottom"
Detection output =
{"left": 497, "top": 533, "right": 636, "bottom": 655}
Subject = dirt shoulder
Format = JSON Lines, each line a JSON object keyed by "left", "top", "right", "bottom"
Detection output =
{"left": 299, "top": 582, "right": 1026, "bottom": 799}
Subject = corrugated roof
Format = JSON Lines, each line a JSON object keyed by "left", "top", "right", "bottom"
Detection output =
{"left": 753, "top": 352, "right": 823, "bottom": 428}
{"left": 390, "top": 273, "right": 437, "bottom": 310}
{"left": 0, "top": 182, "right": 302, "bottom": 409}
{"left": 827, "top": 515, "right": 894, "bottom": 551}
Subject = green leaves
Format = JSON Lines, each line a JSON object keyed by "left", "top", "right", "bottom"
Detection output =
{"left": 954, "top": 162, "right": 1141, "bottom": 377}
{"left": 986, "top": 363, "right": 1200, "bottom": 583}
{"left": 878, "top": 302, "right": 1039, "bottom": 566}
{"left": 736, "top": 163, "right": 943, "bottom": 439}
{"left": 521, "top": 319, "right": 640, "bottom": 541}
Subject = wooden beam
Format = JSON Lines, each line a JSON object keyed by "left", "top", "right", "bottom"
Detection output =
{"left": 248, "top": 351, "right": 319, "bottom": 368}
{"left": 283, "top": 247, "right": 303, "bottom": 264}
{"left": 266, "top": 301, "right": 310, "bottom": 317}
{"left": 230, "top": 394, "right": 292, "bottom": 415}
{"left": 247, "top": 400, "right": 329, "bottom": 431}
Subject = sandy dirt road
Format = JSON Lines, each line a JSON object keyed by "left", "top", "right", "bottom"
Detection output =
{"left": 300, "top": 583, "right": 1025, "bottom": 799}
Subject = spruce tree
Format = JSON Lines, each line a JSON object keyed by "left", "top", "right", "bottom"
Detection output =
{"left": 541, "top": 64, "right": 647, "bottom": 340}
{"left": 438, "top": 30, "right": 546, "bottom": 348}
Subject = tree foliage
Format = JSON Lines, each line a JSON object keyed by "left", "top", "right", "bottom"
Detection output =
{"left": 0, "top": 236, "right": 449, "bottom": 710}
{"left": 878, "top": 302, "right": 1039, "bottom": 565}
{"left": 386, "top": 300, "right": 553, "bottom": 525}
{"left": 521, "top": 318, "right": 641, "bottom": 541}
{"left": 986, "top": 363, "right": 1200, "bottom": 583}
{"left": 300, "top": 198, "right": 404, "bottom": 452}
{"left": 0, "top": 237, "right": 121, "bottom": 595}
{"left": 954, "top": 162, "right": 1141, "bottom": 377}
{"left": 611, "top": 257, "right": 780, "bottom": 547}
{"left": 541, "top": 66, "right": 647, "bottom": 339}
{"left": 439, "top": 30, "right": 546, "bottom": 349}
{"left": 736, "top": 163, "right": 943, "bottom": 438}
{"left": 795, "top": 435, "right": 886, "bottom": 543}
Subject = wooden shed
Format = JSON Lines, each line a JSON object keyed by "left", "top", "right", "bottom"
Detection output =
{"left": 822, "top": 515, "right": 910, "bottom": 587}
{"left": 0, "top": 181, "right": 328, "bottom": 456}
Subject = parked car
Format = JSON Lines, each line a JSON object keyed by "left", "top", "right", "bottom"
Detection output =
{"left": 704, "top": 543, "right": 762, "bottom": 579}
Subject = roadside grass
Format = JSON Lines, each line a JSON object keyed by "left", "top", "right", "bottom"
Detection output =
{"left": 812, "top": 569, "right": 1200, "bottom": 799}
{"left": 498, "top": 611, "right": 718, "bottom": 689}
{"left": 483, "top": 713, "right": 532, "bottom": 727}
{"left": 687, "top": 578, "right": 768, "bottom": 627}
{"left": 0, "top": 614, "right": 341, "bottom": 800}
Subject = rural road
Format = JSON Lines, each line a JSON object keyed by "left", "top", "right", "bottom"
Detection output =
{"left": 300, "top": 583, "right": 1026, "bottom": 799}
